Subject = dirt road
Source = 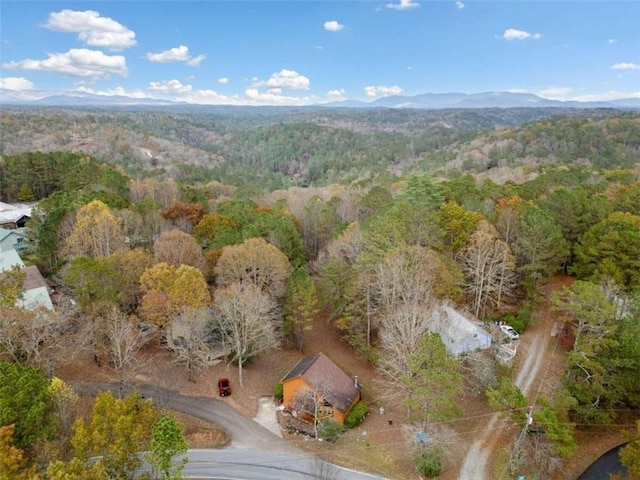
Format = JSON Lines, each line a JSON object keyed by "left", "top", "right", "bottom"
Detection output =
{"left": 458, "top": 278, "right": 566, "bottom": 479}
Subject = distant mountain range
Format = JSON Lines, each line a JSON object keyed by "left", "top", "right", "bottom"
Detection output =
{"left": 0, "top": 89, "right": 178, "bottom": 107}
{"left": 325, "top": 91, "right": 640, "bottom": 110}
{"left": 1, "top": 88, "right": 639, "bottom": 110}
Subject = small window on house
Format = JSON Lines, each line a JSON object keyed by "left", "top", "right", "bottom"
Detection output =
{"left": 16, "top": 238, "right": 24, "bottom": 243}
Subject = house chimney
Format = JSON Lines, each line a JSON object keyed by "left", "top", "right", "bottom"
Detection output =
{"left": 354, "top": 375, "right": 358, "bottom": 388}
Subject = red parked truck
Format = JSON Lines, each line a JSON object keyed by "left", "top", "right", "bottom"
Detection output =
{"left": 218, "top": 377, "right": 231, "bottom": 396}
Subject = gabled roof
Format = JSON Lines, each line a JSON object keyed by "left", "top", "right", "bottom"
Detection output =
{"left": 0, "top": 228, "right": 16, "bottom": 241}
{"left": 281, "top": 352, "right": 359, "bottom": 414}
{"left": 433, "top": 305, "right": 490, "bottom": 340}
{"left": 0, "top": 203, "right": 32, "bottom": 227}
{"left": 22, "top": 266, "right": 48, "bottom": 291}
{"left": 0, "top": 259, "right": 53, "bottom": 311}
{"left": 0, "top": 228, "right": 26, "bottom": 249}
{"left": 0, "top": 248, "right": 25, "bottom": 271}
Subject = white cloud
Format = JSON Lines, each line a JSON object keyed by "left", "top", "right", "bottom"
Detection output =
{"left": 500, "top": 28, "right": 541, "bottom": 41}
{"left": 508, "top": 86, "right": 639, "bottom": 102}
{"left": 252, "top": 69, "right": 310, "bottom": 90}
{"left": 326, "top": 89, "right": 346, "bottom": 101}
{"left": 364, "top": 85, "right": 403, "bottom": 97}
{"left": 267, "top": 69, "right": 310, "bottom": 89}
{"left": 0, "top": 76, "right": 35, "bottom": 90}
{"left": 147, "top": 79, "right": 192, "bottom": 94}
{"left": 177, "top": 87, "right": 315, "bottom": 106}
{"left": 244, "top": 87, "right": 311, "bottom": 105}
{"left": 186, "top": 55, "right": 206, "bottom": 67}
{"left": 44, "top": 9, "right": 136, "bottom": 51}
{"left": 146, "top": 46, "right": 206, "bottom": 66}
{"left": 456, "top": 1, "right": 465, "bottom": 9}
{"left": 147, "top": 46, "right": 191, "bottom": 62}
{"left": 241, "top": 70, "right": 312, "bottom": 105}
{"left": 507, "top": 86, "right": 573, "bottom": 100}
{"left": 178, "top": 89, "right": 242, "bottom": 105}
{"left": 75, "top": 85, "right": 149, "bottom": 98}
{"left": 569, "top": 91, "right": 640, "bottom": 102}
{"left": 217, "top": 77, "right": 229, "bottom": 85}
{"left": 536, "top": 86, "right": 574, "bottom": 99}
{"left": 611, "top": 62, "right": 640, "bottom": 70}
{"left": 608, "top": 38, "right": 617, "bottom": 44}
{"left": 386, "top": 0, "right": 420, "bottom": 10}
{"left": 2, "top": 49, "right": 127, "bottom": 78}
{"left": 324, "top": 21, "right": 344, "bottom": 32}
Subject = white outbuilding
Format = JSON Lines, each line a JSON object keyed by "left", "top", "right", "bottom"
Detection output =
{"left": 430, "top": 304, "right": 492, "bottom": 356}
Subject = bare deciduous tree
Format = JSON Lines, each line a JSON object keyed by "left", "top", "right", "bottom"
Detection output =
{"left": 377, "top": 302, "right": 435, "bottom": 404}
{"left": 0, "top": 306, "right": 67, "bottom": 374}
{"left": 374, "top": 246, "right": 451, "bottom": 420}
{"left": 290, "top": 379, "right": 334, "bottom": 439}
{"left": 460, "top": 220, "right": 517, "bottom": 318}
{"left": 374, "top": 246, "right": 437, "bottom": 314}
{"left": 212, "top": 283, "right": 281, "bottom": 387}
{"left": 316, "top": 221, "right": 364, "bottom": 269}
{"left": 166, "top": 307, "right": 212, "bottom": 382}
{"left": 129, "top": 178, "right": 180, "bottom": 208}
{"left": 101, "top": 307, "right": 152, "bottom": 397}
{"left": 494, "top": 200, "right": 522, "bottom": 246}
{"left": 461, "top": 351, "right": 498, "bottom": 398}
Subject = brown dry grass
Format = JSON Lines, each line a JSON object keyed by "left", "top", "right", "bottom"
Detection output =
{"left": 171, "top": 411, "right": 230, "bottom": 449}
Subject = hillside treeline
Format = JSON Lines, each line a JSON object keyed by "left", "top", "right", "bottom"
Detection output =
{"left": 1, "top": 107, "right": 638, "bottom": 190}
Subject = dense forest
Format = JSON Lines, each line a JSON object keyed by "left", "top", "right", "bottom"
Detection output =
{"left": 1, "top": 106, "right": 640, "bottom": 479}
{"left": 2, "top": 106, "right": 638, "bottom": 190}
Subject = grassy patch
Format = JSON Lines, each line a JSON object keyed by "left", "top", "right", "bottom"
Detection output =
{"left": 171, "top": 411, "right": 231, "bottom": 449}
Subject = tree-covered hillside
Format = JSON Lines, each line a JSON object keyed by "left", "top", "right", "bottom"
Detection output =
{"left": 2, "top": 106, "right": 637, "bottom": 192}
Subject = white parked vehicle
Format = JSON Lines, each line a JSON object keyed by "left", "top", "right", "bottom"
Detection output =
{"left": 500, "top": 324, "right": 520, "bottom": 340}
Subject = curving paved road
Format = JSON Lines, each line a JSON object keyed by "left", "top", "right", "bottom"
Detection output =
{"left": 73, "top": 383, "right": 386, "bottom": 480}
{"left": 184, "top": 449, "right": 386, "bottom": 480}
{"left": 577, "top": 444, "right": 628, "bottom": 480}
{"left": 74, "top": 382, "right": 298, "bottom": 453}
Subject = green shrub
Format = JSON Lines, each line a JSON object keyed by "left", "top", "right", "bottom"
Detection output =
{"left": 502, "top": 312, "right": 526, "bottom": 333}
{"left": 510, "top": 317, "right": 526, "bottom": 333}
{"left": 344, "top": 401, "right": 369, "bottom": 429}
{"left": 317, "top": 419, "right": 342, "bottom": 442}
{"left": 274, "top": 383, "right": 283, "bottom": 402}
{"left": 417, "top": 448, "right": 442, "bottom": 477}
{"left": 517, "top": 302, "right": 533, "bottom": 326}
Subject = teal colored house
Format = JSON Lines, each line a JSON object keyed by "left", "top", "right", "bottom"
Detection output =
{"left": 0, "top": 228, "right": 26, "bottom": 252}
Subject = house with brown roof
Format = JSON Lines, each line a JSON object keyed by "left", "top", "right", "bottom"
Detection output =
{"left": 18, "top": 265, "right": 54, "bottom": 311}
{"left": 281, "top": 352, "right": 361, "bottom": 425}
{"left": 0, "top": 249, "right": 53, "bottom": 311}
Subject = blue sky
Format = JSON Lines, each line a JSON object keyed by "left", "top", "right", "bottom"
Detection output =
{"left": 1, "top": 1, "right": 639, "bottom": 105}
